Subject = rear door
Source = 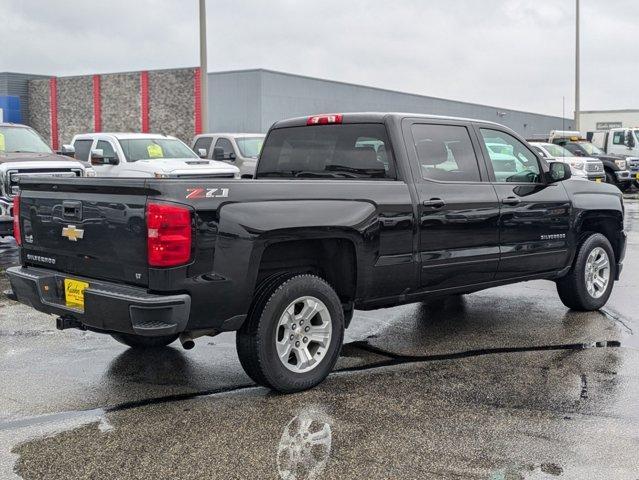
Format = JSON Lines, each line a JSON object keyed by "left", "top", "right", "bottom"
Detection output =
{"left": 402, "top": 119, "right": 500, "bottom": 290}
{"left": 19, "top": 181, "right": 150, "bottom": 286}
{"left": 475, "top": 125, "right": 571, "bottom": 279}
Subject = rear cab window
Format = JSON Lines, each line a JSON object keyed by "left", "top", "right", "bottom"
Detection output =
{"left": 256, "top": 124, "right": 396, "bottom": 180}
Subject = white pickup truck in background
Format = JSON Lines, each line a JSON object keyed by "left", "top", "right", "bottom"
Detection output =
{"left": 192, "top": 133, "right": 265, "bottom": 177}
{"left": 70, "top": 133, "right": 239, "bottom": 179}
{"left": 588, "top": 127, "right": 639, "bottom": 158}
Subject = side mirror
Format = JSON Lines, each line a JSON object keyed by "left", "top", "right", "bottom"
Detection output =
{"left": 198, "top": 148, "right": 207, "bottom": 158}
{"left": 228, "top": 152, "right": 237, "bottom": 161}
{"left": 91, "top": 149, "right": 118, "bottom": 165}
{"left": 547, "top": 161, "right": 571, "bottom": 183}
{"left": 213, "top": 147, "right": 225, "bottom": 161}
{"left": 59, "top": 144, "right": 75, "bottom": 157}
{"left": 90, "top": 148, "right": 105, "bottom": 165}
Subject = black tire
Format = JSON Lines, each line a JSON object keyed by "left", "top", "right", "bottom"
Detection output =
{"left": 236, "top": 274, "right": 344, "bottom": 393}
{"left": 556, "top": 233, "right": 616, "bottom": 311}
{"left": 605, "top": 170, "right": 618, "bottom": 188}
{"left": 111, "top": 332, "right": 178, "bottom": 349}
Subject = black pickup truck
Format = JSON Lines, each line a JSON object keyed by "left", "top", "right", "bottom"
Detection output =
{"left": 7, "top": 113, "right": 626, "bottom": 392}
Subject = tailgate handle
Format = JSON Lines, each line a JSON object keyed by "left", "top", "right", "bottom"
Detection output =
{"left": 62, "top": 201, "right": 82, "bottom": 219}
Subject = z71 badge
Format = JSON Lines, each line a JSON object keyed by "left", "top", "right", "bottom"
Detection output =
{"left": 186, "top": 188, "right": 229, "bottom": 199}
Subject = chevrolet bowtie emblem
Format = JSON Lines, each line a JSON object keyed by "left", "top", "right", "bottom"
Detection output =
{"left": 61, "top": 225, "right": 84, "bottom": 242}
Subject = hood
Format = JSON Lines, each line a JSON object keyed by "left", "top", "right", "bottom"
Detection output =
{"left": 0, "top": 151, "right": 76, "bottom": 164}
{"left": 138, "top": 158, "right": 239, "bottom": 174}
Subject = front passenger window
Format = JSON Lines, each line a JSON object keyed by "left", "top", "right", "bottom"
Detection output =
{"left": 480, "top": 129, "right": 541, "bottom": 183}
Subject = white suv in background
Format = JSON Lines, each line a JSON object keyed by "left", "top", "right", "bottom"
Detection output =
{"left": 192, "top": 133, "right": 265, "bottom": 177}
{"left": 71, "top": 133, "right": 239, "bottom": 179}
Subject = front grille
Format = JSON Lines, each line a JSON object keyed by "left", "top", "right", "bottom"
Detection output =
{"left": 627, "top": 159, "right": 639, "bottom": 172}
{"left": 585, "top": 162, "right": 603, "bottom": 172}
{"left": 5, "top": 169, "right": 83, "bottom": 197}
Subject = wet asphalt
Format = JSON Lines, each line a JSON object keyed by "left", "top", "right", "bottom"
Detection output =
{"left": 1, "top": 201, "right": 639, "bottom": 479}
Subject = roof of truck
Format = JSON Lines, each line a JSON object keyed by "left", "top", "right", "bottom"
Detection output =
{"left": 72, "top": 132, "right": 178, "bottom": 141}
{"left": 271, "top": 112, "right": 505, "bottom": 129}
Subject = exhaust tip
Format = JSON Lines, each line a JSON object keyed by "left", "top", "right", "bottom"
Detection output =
{"left": 179, "top": 334, "right": 195, "bottom": 350}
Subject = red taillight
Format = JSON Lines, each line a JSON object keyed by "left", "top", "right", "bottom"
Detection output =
{"left": 146, "top": 202, "right": 192, "bottom": 267}
{"left": 307, "top": 114, "right": 343, "bottom": 126}
{"left": 13, "top": 195, "right": 21, "bottom": 246}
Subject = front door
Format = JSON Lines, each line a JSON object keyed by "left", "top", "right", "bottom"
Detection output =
{"left": 403, "top": 120, "right": 501, "bottom": 290}
{"left": 476, "top": 126, "right": 572, "bottom": 279}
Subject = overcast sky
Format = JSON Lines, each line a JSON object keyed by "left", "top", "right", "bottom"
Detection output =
{"left": 2, "top": 0, "right": 637, "bottom": 117}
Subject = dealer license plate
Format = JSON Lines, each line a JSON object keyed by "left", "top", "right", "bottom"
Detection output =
{"left": 64, "top": 279, "right": 89, "bottom": 310}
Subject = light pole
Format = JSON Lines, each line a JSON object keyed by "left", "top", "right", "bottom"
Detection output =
{"left": 199, "top": 0, "right": 208, "bottom": 132}
{"left": 575, "top": 0, "right": 580, "bottom": 131}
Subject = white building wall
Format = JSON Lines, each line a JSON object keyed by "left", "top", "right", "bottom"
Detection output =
{"left": 580, "top": 110, "right": 639, "bottom": 132}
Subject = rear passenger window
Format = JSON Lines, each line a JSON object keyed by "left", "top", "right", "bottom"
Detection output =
{"left": 411, "top": 124, "right": 481, "bottom": 182}
{"left": 73, "top": 139, "right": 93, "bottom": 162}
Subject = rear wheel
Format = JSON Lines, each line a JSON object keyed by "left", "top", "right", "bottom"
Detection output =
{"left": 556, "top": 233, "right": 615, "bottom": 311}
{"left": 236, "top": 274, "right": 344, "bottom": 393}
{"left": 111, "top": 333, "right": 178, "bottom": 349}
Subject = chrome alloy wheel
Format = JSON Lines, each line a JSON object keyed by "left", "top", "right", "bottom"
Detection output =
{"left": 585, "top": 247, "right": 610, "bottom": 299}
{"left": 275, "top": 296, "right": 333, "bottom": 373}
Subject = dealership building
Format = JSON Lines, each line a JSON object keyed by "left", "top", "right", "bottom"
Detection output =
{"left": 1, "top": 67, "right": 572, "bottom": 147}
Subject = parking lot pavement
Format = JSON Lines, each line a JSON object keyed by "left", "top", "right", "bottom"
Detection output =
{"left": 1, "top": 201, "right": 638, "bottom": 479}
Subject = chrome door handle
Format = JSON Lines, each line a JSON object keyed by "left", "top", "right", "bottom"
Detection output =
{"left": 501, "top": 197, "right": 521, "bottom": 205}
{"left": 422, "top": 198, "right": 446, "bottom": 208}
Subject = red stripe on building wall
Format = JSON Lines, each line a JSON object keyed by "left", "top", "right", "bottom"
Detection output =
{"left": 49, "top": 77, "right": 59, "bottom": 150}
{"left": 194, "top": 67, "right": 202, "bottom": 135}
{"left": 92, "top": 75, "right": 101, "bottom": 132}
{"left": 140, "top": 71, "right": 149, "bottom": 133}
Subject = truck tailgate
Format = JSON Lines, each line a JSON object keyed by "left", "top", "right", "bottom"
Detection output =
{"left": 17, "top": 179, "right": 156, "bottom": 287}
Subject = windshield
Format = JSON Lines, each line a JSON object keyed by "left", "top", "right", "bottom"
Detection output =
{"left": 235, "top": 137, "right": 264, "bottom": 158}
{"left": 257, "top": 124, "right": 395, "bottom": 180}
{"left": 0, "top": 126, "right": 53, "bottom": 154}
{"left": 543, "top": 144, "right": 573, "bottom": 158}
{"left": 635, "top": 131, "right": 639, "bottom": 144}
{"left": 118, "top": 138, "right": 197, "bottom": 161}
{"left": 578, "top": 142, "right": 605, "bottom": 156}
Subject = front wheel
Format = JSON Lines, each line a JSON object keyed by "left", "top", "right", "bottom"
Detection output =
{"left": 236, "top": 274, "right": 344, "bottom": 393}
{"left": 556, "top": 233, "right": 615, "bottom": 311}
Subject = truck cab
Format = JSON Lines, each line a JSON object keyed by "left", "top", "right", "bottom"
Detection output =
{"left": 192, "top": 133, "right": 265, "bottom": 177}
{"left": 589, "top": 127, "right": 639, "bottom": 158}
{"left": 71, "top": 132, "right": 239, "bottom": 179}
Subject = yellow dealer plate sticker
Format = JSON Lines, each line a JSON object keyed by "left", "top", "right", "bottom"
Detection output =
{"left": 147, "top": 144, "right": 163, "bottom": 158}
{"left": 64, "top": 279, "right": 89, "bottom": 310}
{"left": 0, "top": 133, "right": 5, "bottom": 151}
{"left": 635, "top": 173, "right": 639, "bottom": 179}
{"left": 596, "top": 178, "right": 602, "bottom": 183}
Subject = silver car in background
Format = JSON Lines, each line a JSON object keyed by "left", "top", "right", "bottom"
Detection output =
{"left": 192, "top": 133, "right": 265, "bottom": 177}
